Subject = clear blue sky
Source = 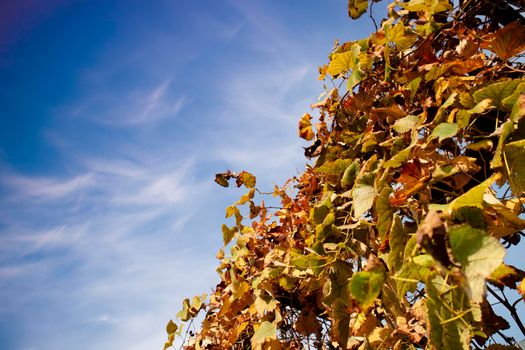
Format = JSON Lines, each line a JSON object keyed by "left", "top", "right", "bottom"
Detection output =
{"left": 0, "top": 1, "right": 377, "bottom": 349}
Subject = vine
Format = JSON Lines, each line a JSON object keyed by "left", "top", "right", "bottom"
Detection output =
{"left": 165, "top": 1, "right": 525, "bottom": 349}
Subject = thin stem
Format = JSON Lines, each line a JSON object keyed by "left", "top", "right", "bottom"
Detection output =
{"left": 487, "top": 286, "right": 525, "bottom": 337}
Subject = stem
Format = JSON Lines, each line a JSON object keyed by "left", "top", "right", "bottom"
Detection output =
{"left": 487, "top": 286, "right": 525, "bottom": 337}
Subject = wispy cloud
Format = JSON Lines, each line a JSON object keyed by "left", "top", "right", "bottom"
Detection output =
{"left": 66, "top": 79, "right": 186, "bottom": 127}
{"left": 1, "top": 172, "right": 94, "bottom": 201}
{"left": 0, "top": 1, "right": 334, "bottom": 349}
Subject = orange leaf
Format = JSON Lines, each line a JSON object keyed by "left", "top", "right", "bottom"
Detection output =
{"left": 486, "top": 21, "right": 525, "bottom": 60}
{"left": 298, "top": 113, "right": 315, "bottom": 141}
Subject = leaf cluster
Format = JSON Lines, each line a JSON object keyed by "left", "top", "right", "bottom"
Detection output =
{"left": 166, "top": 1, "right": 525, "bottom": 349}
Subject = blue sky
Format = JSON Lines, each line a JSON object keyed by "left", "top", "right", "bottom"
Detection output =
{"left": 0, "top": 1, "right": 377, "bottom": 349}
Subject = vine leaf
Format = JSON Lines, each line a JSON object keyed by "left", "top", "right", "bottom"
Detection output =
{"left": 504, "top": 139, "right": 525, "bottom": 196}
{"left": 222, "top": 224, "right": 237, "bottom": 246}
{"left": 473, "top": 79, "right": 523, "bottom": 109}
{"left": 486, "top": 21, "right": 525, "bottom": 60}
{"left": 448, "top": 225, "right": 505, "bottom": 304}
{"left": 488, "top": 263, "right": 525, "bottom": 289}
{"left": 298, "top": 112, "right": 315, "bottom": 141}
{"left": 348, "top": 0, "right": 369, "bottom": 19}
{"left": 392, "top": 114, "right": 420, "bottom": 133}
{"left": 429, "top": 122, "right": 458, "bottom": 142}
{"left": 352, "top": 175, "right": 376, "bottom": 217}
{"left": 166, "top": 319, "right": 178, "bottom": 334}
{"left": 251, "top": 321, "right": 277, "bottom": 349}
{"left": 425, "top": 276, "right": 471, "bottom": 350}
{"left": 348, "top": 270, "right": 385, "bottom": 309}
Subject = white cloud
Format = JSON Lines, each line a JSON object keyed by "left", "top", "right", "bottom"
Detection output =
{"left": 1, "top": 172, "right": 94, "bottom": 201}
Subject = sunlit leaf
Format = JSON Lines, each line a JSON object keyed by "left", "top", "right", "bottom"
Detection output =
{"left": 449, "top": 225, "right": 505, "bottom": 303}
{"left": 222, "top": 224, "right": 237, "bottom": 246}
{"left": 486, "top": 21, "right": 525, "bottom": 60}
{"left": 341, "top": 160, "right": 360, "bottom": 189}
{"left": 429, "top": 122, "right": 458, "bottom": 142}
{"left": 166, "top": 319, "right": 178, "bottom": 335}
{"left": 238, "top": 171, "right": 256, "bottom": 188}
{"left": 348, "top": 0, "right": 368, "bottom": 19}
{"left": 298, "top": 112, "right": 315, "bottom": 140}
{"left": 352, "top": 176, "right": 376, "bottom": 218}
{"left": 473, "top": 79, "right": 523, "bottom": 109}
{"left": 251, "top": 321, "right": 277, "bottom": 348}
{"left": 328, "top": 43, "right": 360, "bottom": 76}
{"left": 392, "top": 114, "right": 420, "bottom": 133}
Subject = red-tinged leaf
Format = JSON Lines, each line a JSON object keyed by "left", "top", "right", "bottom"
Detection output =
{"left": 215, "top": 173, "right": 230, "bottom": 187}
{"left": 298, "top": 113, "right": 315, "bottom": 141}
{"left": 486, "top": 21, "right": 525, "bottom": 60}
{"left": 237, "top": 171, "right": 256, "bottom": 188}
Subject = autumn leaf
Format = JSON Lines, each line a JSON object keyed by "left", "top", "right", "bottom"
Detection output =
{"left": 348, "top": 0, "right": 368, "bottom": 19}
{"left": 298, "top": 112, "right": 315, "bottom": 140}
{"left": 486, "top": 21, "right": 525, "bottom": 60}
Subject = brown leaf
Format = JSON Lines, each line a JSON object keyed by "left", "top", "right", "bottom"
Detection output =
{"left": 294, "top": 308, "right": 322, "bottom": 336}
{"left": 488, "top": 264, "right": 525, "bottom": 289}
{"left": 486, "top": 21, "right": 525, "bottom": 60}
{"left": 416, "top": 210, "right": 452, "bottom": 266}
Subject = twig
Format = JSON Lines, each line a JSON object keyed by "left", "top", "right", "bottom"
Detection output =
{"left": 487, "top": 286, "right": 525, "bottom": 337}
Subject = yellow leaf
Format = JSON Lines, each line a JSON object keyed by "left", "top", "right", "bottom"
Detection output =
{"left": 298, "top": 113, "right": 315, "bottom": 141}
{"left": 348, "top": 0, "right": 368, "bottom": 19}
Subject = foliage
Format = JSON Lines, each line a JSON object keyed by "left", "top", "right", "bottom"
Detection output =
{"left": 166, "top": 1, "right": 525, "bottom": 349}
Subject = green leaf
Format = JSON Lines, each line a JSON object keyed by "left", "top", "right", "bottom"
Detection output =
{"left": 166, "top": 319, "right": 178, "bottom": 335}
{"left": 341, "top": 160, "right": 360, "bottom": 189}
{"left": 400, "top": 0, "right": 452, "bottom": 14}
{"left": 425, "top": 287, "right": 471, "bottom": 350}
{"left": 177, "top": 298, "right": 191, "bottom": 321}
{"left": 502, "top": 82, "right": 525, "bottom": 109}
{"left": 352, "top": 178, "right": 376, "bottom": 217}
{"left": 315, "top": 211, "right": 335, "bottom": 242}
{"left": 473, "top": 79, "right": 523, "bottom": 109}
{"left": 449, "top": 177, "right": 493, "bottom": 211}
{"left": 509, "top": 93, "right": 525, "bottom": 123}
{"left": 429, "top": 123, "right": 458, "bottom": 142}
{"left": 328, "top": 45, "right": 359, "bottom": 76}
{"left": 468, "top": 98, "right": 494, "bottom": 114}
{"left": 251, "top": 321, "right": 277, "bottom": 347}
{"left": 504, "top": 139, "right": 525, "bottom": 195}
{"left": 323, "top": 260, "right": 353, "bottom": 306}
{"left": 388, "top": 22, "right": 417, "bottom": 51}
{"left": 310, "top": 194, "right": 332, "bottom": 225}
{"left": 376, "top": 187, "right": 393, "bottom": 242}
{"left": 449, "top": 225, "right": 505, "bottom": 303}
{"left": 387, "top": 215, "right": 406, "bottom": 273}
{"left": 393, "top": 114, "right": 420, "bottom": 133}
{"left": 384, "top": 145, "right": 414, "bottom": 168}
{"left": 317, "top": 158, "right": 353, "bottom": 178}
{"left": 222, "top": 224, "right": 237, "bottom": 246}
{"left": 348, "top": 0, "right": 368, "bottom": 19}
{"left": 491, "top": 120, "right": 515, "bottom": 168}
{"left": 348, "top": 270, "right": 386, "bottom": 309}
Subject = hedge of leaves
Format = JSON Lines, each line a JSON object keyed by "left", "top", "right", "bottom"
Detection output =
{"left": 165, "top": 1, "right": 525, "bottom": 349}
